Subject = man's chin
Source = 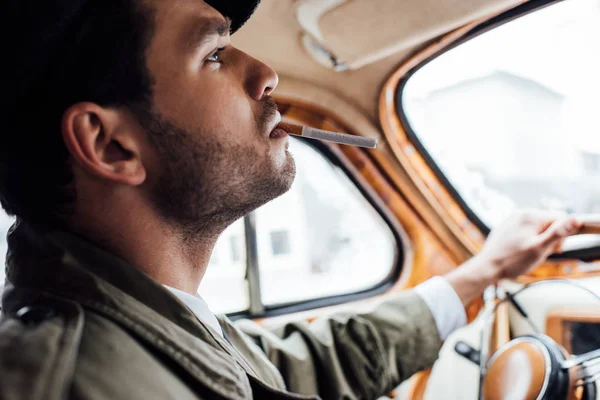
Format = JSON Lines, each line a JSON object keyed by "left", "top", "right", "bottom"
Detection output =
{"left": 284, "top": 148, "right": 297, "bottom": 178}
{"left": 226, "top": 155, "right": 296, "bottom": 224}
{"left": 272, "top": 152, "right": 297, "bottom": 195}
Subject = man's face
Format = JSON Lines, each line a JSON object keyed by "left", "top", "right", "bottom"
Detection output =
{"left": 140, "top": 0, "right": 295, "bottom": 234}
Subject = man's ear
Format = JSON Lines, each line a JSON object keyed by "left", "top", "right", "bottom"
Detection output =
{"left": 61, "top": 102, "right": 147, "bottom": 186}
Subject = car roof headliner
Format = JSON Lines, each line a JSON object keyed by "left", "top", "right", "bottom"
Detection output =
{"left": 234, "top": 0, "right": 525, "bottom": 121}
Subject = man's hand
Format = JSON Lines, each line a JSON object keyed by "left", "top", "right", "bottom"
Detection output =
{"left": 446, "top": 211, "right": 581, "bottom": 306}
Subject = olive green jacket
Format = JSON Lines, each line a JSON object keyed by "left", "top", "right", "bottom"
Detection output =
{"left": 0, "top": 221, "right": 442, "bottom": 400}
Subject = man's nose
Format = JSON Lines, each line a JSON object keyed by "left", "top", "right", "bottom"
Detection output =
{"left": 246, "top": 58, "right": 279, "bottom": 101}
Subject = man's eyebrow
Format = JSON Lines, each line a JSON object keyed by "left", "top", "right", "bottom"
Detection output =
{"left": 184, "top": 17, "right": 232, "bottom": 50}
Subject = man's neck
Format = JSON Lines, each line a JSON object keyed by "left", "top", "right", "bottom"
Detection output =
{"left": 70, "top": 203, "right": 218, "bottom": 295}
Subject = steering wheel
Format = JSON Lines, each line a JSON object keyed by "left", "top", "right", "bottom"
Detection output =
{"left": 455, "top": 280, "right": 600, "bottom": 400}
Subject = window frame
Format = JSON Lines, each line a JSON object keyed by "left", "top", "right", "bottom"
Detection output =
{"left": 394, "top": 0, "right": 600, "bottom": 260}
{"left": 229, "top": 137, "right": 405, "bottom": 320}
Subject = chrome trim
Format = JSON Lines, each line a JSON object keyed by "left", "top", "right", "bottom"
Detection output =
{"left": 478, "top": 289, "right": 498, "bottom": 400}
{"left": 563, "top": 349, "right": 600, "bottom": 369}
{"left": 569, "top": 353, "right": 600, "bottom": 386}
{"left": 578, "top": 373, "right": 600, "bottom": 386}
{"left": 479, "top": 287, "right": 499, "bottom": 375}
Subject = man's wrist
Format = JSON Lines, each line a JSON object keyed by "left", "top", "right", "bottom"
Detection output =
{"left": 445, "top": 255, "right": 502, "bottom": 306}
{"left": 466, "top": 254, "right": 504, "bottom": 283}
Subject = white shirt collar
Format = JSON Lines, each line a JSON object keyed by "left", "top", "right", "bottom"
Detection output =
{"left": 164, "top": 285, "right": 223, "bottom": 337}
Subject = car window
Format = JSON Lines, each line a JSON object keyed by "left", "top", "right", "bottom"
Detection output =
{"left": 202, "top": 137, "right": 397, "bottom": 313}
{"left": 401, "top": 0, "right": 600, "bottom": 251}
{"left": 255, "top": 138, "right": 396, "bottom": 307}
{"left": 199, "top": 218, "right": 250, "bottom": 314}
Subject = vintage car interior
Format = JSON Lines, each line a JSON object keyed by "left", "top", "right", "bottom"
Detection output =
{"left": 1, "top": 0, "right": 599, "bottom": 399}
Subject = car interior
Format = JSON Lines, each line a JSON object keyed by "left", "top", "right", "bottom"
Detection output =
{"left": 1, "top": 0, "right": 600, "bottom": 399}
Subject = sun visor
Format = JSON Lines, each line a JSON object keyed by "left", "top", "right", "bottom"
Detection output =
{"left": 296, "top": 0, "right": 524, "bottom": 71}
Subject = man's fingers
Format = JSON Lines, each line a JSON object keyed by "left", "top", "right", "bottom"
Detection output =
{"left": 552, "top": 240, "right": 564, "bottom": 254}
{"left": 517, "top": 209, "right": 567, "bottom": 226}
{"left": 534, "top": 217, "right": 581, "bottom": 249}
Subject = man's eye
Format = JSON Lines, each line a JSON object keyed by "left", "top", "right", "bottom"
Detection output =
{"left": 207, "top": 47, "right": 225, "bottom": 63}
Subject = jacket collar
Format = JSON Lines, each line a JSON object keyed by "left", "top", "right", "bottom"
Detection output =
{"left": 3, "top": 220, "right": 254, "bottom": 399}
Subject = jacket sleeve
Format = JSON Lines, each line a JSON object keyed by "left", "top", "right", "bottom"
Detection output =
{"left": 233, "top": 290, "right": 442, "bottom": 399}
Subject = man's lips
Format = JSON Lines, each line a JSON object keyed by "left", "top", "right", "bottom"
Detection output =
{"left": 267, "top": 111, "right": 283, "bottom": 138}
{"left": 270, "top": 127, "right": 289, "bottom": 139}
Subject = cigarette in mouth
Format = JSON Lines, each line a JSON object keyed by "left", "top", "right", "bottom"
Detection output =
{"left": 278, "top": 123, "right": 378, "bottom": 149}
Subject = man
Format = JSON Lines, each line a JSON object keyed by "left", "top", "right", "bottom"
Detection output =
{"left": 0, "top": 1, "right": 580, "bottom": 399}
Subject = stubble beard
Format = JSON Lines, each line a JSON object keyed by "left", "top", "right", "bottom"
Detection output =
{"left": 138, "top": 107, "right": 296, "bottom": 240}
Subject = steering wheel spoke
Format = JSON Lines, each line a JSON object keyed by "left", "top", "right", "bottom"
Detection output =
{"left": 563, "top": 349, "right": 600, "bottom": 369}
{"left": 566, "top": 351, "right": 600, "bottom": 386}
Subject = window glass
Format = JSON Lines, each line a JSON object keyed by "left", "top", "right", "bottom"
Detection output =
{"left": 402, "top": 0, "right": 600, "bottom": 251}
{"left": 199, "top": 219, "right": 249, "bottom": 314}
{"left": 256, "top": 138, "right": 397, "bottom": 306}
{"left": 229, "top": 235, "right": 244, "bottom": 263}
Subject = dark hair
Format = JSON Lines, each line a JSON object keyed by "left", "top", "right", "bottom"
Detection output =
{"left": 0, "top": 0, "right": 155, "bottom": 227}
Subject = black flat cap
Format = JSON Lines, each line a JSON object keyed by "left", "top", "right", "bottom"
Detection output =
{"left": 206, "top": 0, "right": 261, "bottom": 33}
{"left": 2, "top": 0, "right": 261, "bottom": 121}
